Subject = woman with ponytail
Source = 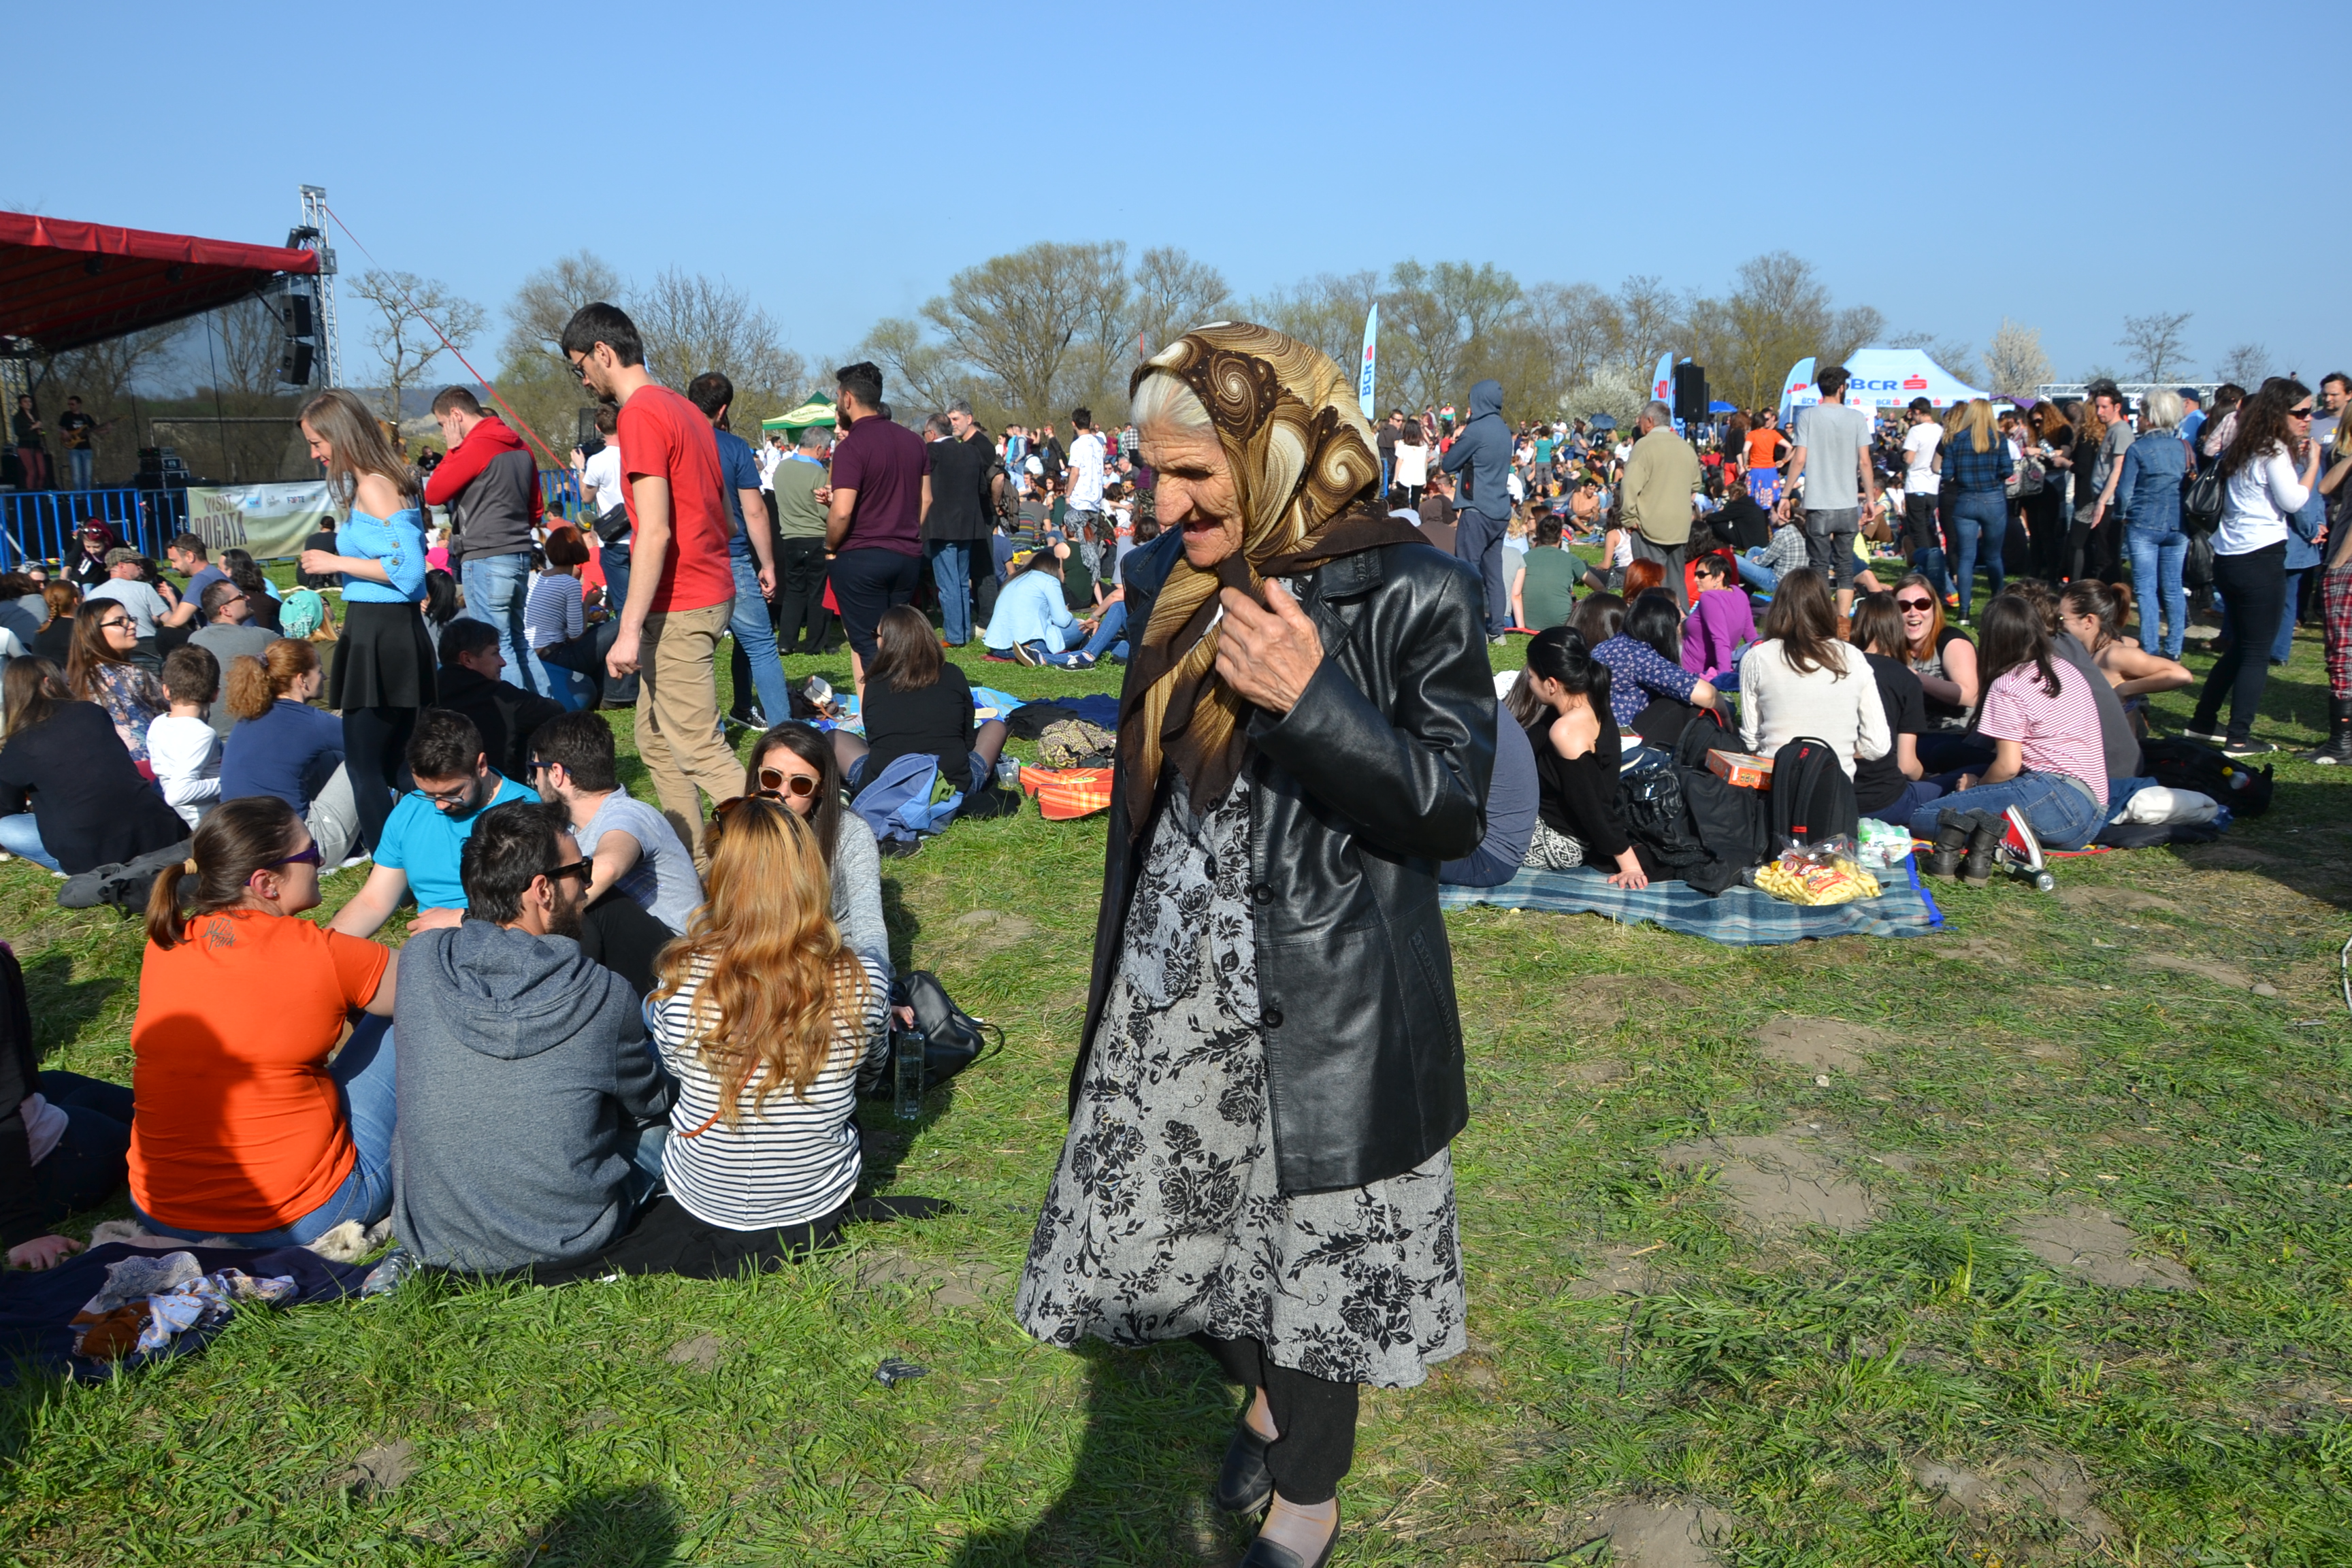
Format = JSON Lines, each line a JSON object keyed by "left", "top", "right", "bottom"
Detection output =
{"left": 127, "top": 796, "right": 399, "bottom": 1245}
{"left": 217, "top": 639, "right": 362, "bottom": 867}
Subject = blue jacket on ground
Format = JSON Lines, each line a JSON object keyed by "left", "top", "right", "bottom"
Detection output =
{"left": 1439, "top": 379, "right": 1513, "bottom": 523}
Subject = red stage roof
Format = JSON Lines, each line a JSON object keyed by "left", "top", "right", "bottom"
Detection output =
{"left": 0, "top": 211, "right": 320, "bottom": 355}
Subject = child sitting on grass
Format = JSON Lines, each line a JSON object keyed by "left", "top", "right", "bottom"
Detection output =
{"left": 147, "top": 644, "right": 222, "bottom": 828}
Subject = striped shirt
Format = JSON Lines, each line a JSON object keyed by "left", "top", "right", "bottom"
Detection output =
{"left": 648, "top": 952, "right": 889, "bottom": 1230}
{"left": 525, "top": 570, "right": 585, "bottom": 653}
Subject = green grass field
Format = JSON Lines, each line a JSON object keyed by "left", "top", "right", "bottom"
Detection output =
{"left": 2, "top": 586, "right": 2350, "bottom": 1565}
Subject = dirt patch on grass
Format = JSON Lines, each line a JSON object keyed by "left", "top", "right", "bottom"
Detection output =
{"left": 1565, "top": 1499, "right": 1730, "bottom": 1567}
{"left": 2180, "top": 842, "right": 2298, "bottom": 870}
{"left": 1906, "top": 1454, "right": 2114, "bottom": 1546}
{"left": 938, "top": 908, "right": 1039, "bottom": 956}
{"left": 1755, "top": 1017, "right": 1877, "bottom": 1075}
{"left": 1551, "top": 975, "right": 1696, "bottom": 1034}
{"left": 1565, "top": 1242, "right": 1667, "bottom": 1300}
{"left": 1936, "top": 936, "right": 2014, "bottom": 965}
{"left": 2137, "top": 951, "right": 2262, "bottom": 993}
{"left": 859, "top": 1252, "right": 1012, "bottom": 1311}
{"left": 2053, "top": 885, "right": 2180, "bottom": 917}
{"left": 1560, "top": 1058, "right": 1629, "bottom": 1086}
{"left": 1659, "top": 1133, "right": 1874, "bottom": 1233}
{"left": 2014, "top": 1207, "right": 2195, "bottom": 1290}
{"left": 663, "top": 1333, "right": 724, "bottom": 1370}
{"left": 327, "top": 1439, "right": 415, "bottom": 1497}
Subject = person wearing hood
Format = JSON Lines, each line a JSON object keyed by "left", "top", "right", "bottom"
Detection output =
{"left": 424, "top": 387, "right": 545, "bottom": 695}
{"left": 1438, "top": 378, "right": 1516, "bottom": 638}
{"left": 391, "top": 799, "right": 675, "bottom": 1274}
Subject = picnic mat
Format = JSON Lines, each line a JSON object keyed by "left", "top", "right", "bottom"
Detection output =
{"left": 0, "top": 1241, "right": 370, "bottom": 1385}
{"left": 1017, "top": 766, "right": 1115, "bottom": 820}
{"left": 1439, "top": 857, "right": 1944, "bottom": 945}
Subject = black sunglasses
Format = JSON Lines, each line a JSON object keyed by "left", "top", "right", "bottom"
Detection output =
{"left": 271, "top": 843, "right": 323, "bottom": 869}
{"left": 545, "top": 859, "right": 593, "bottom": 884}
{"left": 1895, "top": 597, "right": 1936, "bottom": 611}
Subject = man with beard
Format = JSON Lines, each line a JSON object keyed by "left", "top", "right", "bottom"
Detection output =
{"left": 327, "top": 709, "right": 539, "bottom": 938}
{"left": 389, "top": 799, "right": 676, "bottom": 1275}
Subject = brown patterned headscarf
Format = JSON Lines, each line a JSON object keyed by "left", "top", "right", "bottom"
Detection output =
{"left": 1118, "top": 321, "right": 1422, "bottom": 836}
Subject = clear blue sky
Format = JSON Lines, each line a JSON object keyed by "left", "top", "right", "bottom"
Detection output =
{"left": 12, "top": 1, "right": 2347, "bottom": 390}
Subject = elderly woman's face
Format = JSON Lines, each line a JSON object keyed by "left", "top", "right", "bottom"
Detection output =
{"left": 1140, "top": 423, "right": 1243, "bottom": 569}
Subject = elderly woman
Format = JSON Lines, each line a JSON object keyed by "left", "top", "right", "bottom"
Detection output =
{"left": 1015, "top": 324, "right": 1495, "bottom": 1568}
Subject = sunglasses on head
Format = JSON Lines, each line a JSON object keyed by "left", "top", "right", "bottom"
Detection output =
{"left": 1896, "top": 597, "right": 1935, "bottom": 611}
{"left": 755, "top": 766, "right": 820, "bottom": 798}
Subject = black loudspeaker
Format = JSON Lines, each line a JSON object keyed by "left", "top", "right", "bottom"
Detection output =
{"left": 278, "top": 342, "right": 314, "bottom": 385}
{"left": 575, "top": 407, "right": 604, "bottom": 457}
{"left": 283, "top": 295, "right": 313, "bottom": 337}
{"left": 1672, "top": 363, "right": 1709, "bottom": 423}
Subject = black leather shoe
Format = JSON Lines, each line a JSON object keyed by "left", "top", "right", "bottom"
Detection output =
{"left": 1213, "top": 1421, "right": 1273, "bottom": 1514}
{"left": 1237, "top": 1513, "right": 1339, "bottom": 1568}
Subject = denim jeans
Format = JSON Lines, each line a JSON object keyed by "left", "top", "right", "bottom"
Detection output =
{"left": 1906, "top": 769, "right": 2106, "bottom": 851}
{"left": 1948, "top": 491, "right": 2006, "bottom": 619}
{"left": 928, "top": 540, "right": 974, "bottom": 645}
{"left": 0, "top": 813, "right": 61, "bottom": 872}
{"left": 1735, "top": 550, "right": 1779, "bottom": 596}
{"left": 599, "top": 538, "right": 632, "bottom": 618}
{"left": 68, "top": 448, "right": 93, "bottom": 490}
{"left": 1802, "top": 508, "right": 1860, "bottom": 591}
{"left": 1077, "top": 600, "right": 1128, "bottom": 662}
{"left": 27, "top": 1071, "right": 135, "bottom": 1224}
{"left": 2274, "top": 569, "right": 2306, "bottom": 664}
{"left": 135, "top": 1016, "right": 399, "bottom": 1245}
{"left": 461, "top": 552, "right": 534, "bottom": 694}
{"left": 1018, "top": 640, "right": 1093, "bottom": 668}
{"left": 726, "top": 551, "right": 791, "bottom": 722}
{"left": 2127, "top": 523, "right": 2188, "bottom": 659}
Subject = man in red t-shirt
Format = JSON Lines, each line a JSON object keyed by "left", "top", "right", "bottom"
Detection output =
{"left": 560, "top": 301, "right": 742, "bottom": 857}
{"left": 822, "top": 360, "right": 930, "bottom": 693}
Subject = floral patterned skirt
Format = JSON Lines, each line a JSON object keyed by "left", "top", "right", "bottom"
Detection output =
{"left": 1013, "top": 775, "right": 1465, "bottom": 1389}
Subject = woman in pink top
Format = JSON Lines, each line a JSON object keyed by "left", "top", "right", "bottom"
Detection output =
{"left": 1908, "top": 592, "right": 2108, "bottom": 863}
{"left": 1680, "top": 553, "right": 1755, "bottom": 681}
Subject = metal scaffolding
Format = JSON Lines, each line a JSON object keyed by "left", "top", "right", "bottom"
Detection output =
{"left": 295, "top": 185, "right": 342, "bottom": 388}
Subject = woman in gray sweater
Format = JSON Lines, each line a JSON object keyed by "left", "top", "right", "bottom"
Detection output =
{"left": 745, "top": 724, "right": 887, "bottom": 977}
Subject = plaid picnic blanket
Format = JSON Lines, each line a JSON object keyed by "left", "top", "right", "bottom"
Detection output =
{"left": 1439, "top": 857, "right": 1943, "bottom": 945}
{"left": 1018, "top": 766, "right": 1115, "bottom": 821}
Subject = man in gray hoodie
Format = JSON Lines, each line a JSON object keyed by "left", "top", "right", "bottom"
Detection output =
{"left": 391, "top": 799, "right": 675, "bottom": 1274}
{"left": 1439, "top": 378, "right": 1514, "bottom": 638}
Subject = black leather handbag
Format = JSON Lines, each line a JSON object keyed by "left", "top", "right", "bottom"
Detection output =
{"left": 865, "top": 970, "right": 1002, "bottom": 1097}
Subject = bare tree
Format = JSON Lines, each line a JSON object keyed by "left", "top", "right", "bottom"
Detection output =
{"left": 1522, "top": 282, "right": 1622, "bottom": 395}
{"left": 1678, "top": 252, "right": 1884, "bottom": 410}
{"left": 348, "top": 270, "right": 486, "bottom": 419}
{"left": 1821, "top": 306, "right": 1886, "bottom": 370}
{"left": 2215, "top": 342, "right": 2270, "bottom": 387}
{"left": 2118, "top": 310, "right": 2193, "bottom": 382}
{"left": 630, "top": 269, "right": 807, "bottom": 428}
{"left": 920, "top": 241, "right": 1131, "bottom": 425}
{"left": 504, "top": 250, "right": 625, "bottom": 361}
{"left": 1130, "top": 246, "right": 1231, "bottom": 369}
{"left": 858, "top": 316, "right": 964, "bottom": 420}
{"left": 26, "top": 323, "right": 178, "bottom": 483}
{"left": 1248, "top": 270, "right": 1381, "bottom": 374}
{"left": 1982, "top": 318, "right": 2055, "bottom": 397}
{"left": 1612, "top": 274, "right": 1681, "bottom": 381}
{"left": 1888, "top": 330, "right": 1982, "bottom": 388}
{"left": 1382, "top": 260, "right": 1522, "bottom": 414}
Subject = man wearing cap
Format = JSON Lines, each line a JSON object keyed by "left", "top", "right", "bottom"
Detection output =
{"left": 2176, "top": 389, "right": 2206, "bottom": 453}
{"left": 84, "top": 549, "right": 196, "bottom": 664}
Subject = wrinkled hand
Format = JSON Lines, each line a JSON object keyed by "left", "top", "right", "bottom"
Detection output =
{"left": 408, "top": 906, "right": 463, "bottom": 932}
{"left": 1214, "top": 580, "right": 1323, "bottom": 716}
{"left": 606, "top": 625, "right": 642, "bottom": 679}
{"left": 9, "top": 1235, "right": 83, "bottom": 1270}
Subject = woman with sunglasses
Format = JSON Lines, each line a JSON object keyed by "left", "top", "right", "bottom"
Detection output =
{"left": 0, "top": 655, "right": 189, "bottom": 875}
{"left": 127, "top": 796, "right": 401, "bottom": 1245}
{"left": 744, "top": 723, "right": 887, "bottom": 975}
{"left": 2185, "top": 378, "right": 2324, "bottom": 757}
{"left": 295, "top": 387, "right": 434, "bottom": 854}
{"left": 65, "top": 593, "right": 167, "bottom": 766}
{"left": 1894, "top": 572, "right": 1984, "bottom": 774}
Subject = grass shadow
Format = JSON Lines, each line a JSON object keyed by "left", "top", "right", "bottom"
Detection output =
{"left": 19, "top": 949, "right": 125, "bottom": 1059}
{"left": 506, "top": 1482, "right": 680, "bottom": 1568}
{"left": 949, "top": 1338, "right": 1240, "bottom": 1567}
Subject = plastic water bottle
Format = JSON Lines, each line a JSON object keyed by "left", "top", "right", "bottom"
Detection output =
{"left": 996, "top": 757, "right": 1021, "bottom": 789}
{"left": 894, "top": 1028, "right": 927, "bottom": 1120}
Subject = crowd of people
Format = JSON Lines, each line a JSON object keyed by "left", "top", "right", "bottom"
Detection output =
{"left": 4, "top": 314, "right": 2349, "bottom": 1567}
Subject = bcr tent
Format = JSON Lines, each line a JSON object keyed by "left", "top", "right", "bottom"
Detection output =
{"left": 1781, "top": 349, "right": 1988, "bottom": 418}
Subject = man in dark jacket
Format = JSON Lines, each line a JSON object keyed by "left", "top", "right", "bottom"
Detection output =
{"left": 391, "top": 800, "right": 674, "bottom": 1275}
{"left": 425, "top": 387, "right": 544, "bottom": 693}
{"left": 435, "top": 619, "right": 566, "bottom": 784}
{"left": 1438, "top": 377, "right": 1514, "bottom": 637}
{"left": 924, "top": 399, "right": 996, "bottom": 647}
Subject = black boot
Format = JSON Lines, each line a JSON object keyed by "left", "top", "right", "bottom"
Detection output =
{"left": 2306, "top": 699, "right": 2352, "bottom": 764}
{"left": 1925, "top": 808, "right": 1972, "bottom": 878}
{"left": 1959, "top": 810, "right": 2004, "bottom": 886}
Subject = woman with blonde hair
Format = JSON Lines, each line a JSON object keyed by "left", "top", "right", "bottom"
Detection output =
{"left": 295, "top": 387, "right": 431, "bottom": 853}
{"left": 1939, "top": 398, "right": 2012, "bottom": 622}
{"left": 218, "top": 639, "right": 361, "bottom": 867}
{"left": 646, "top": 794, "right": 887, "bottom": 1241}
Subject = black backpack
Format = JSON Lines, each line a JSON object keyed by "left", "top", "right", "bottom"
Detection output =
{"left": 1620, "top": 708, "right": 1767, "bottom": 896}
{"left": 2140, "top": 736, "right": 2273, "bottom": 816}
{"left": 1767, "top": 736, "right": 1857, "bottom": 848}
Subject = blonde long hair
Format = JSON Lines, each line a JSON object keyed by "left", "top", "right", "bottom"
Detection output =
{"left": 650, "top": 796, "right": 869, "bottom": 1120}
{"left": 298, "top": 387, "right": 420, "bottom": 510}
{"left": 1948, "top": 398, "right": 1997, "bottom": 455}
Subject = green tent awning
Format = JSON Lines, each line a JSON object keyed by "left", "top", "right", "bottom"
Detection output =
{"left": 760, "top": 393, "right": 836, "bottom": 436}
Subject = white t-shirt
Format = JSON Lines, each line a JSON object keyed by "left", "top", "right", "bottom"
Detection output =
{"left": 581, "top": 446, "right": 625, "bottom": 519}
{"left": 1067, "top": 431, "right": 1107, "bottom": 509}
{"left": 1901, "top": 421, "right": 1941, "bottom": 493}
{"left": 146, "top": 713, "right": 222, "bottom": 826}
{"left": 1394, "top": 442, "right": 1428, "bottom": 487}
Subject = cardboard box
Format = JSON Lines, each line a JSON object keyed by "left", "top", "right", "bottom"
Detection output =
{"left": 1707, "top": 749, "right": 1775, "bottom": 789}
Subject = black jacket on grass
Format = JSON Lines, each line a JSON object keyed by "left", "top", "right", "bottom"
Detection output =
{"left": 0, "top": 701, "right": 189, "bottom": 873}
{"left": 1075, "top": 527, "right": 1496, "bottom": 1196}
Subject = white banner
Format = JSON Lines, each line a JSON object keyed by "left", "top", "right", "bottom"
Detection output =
{"left": 184, "top": 482, "right": 336, "bottom": 560}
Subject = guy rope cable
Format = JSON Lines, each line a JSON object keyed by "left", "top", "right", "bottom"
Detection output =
{"left": 316, "top": 203, "right": 566, "bottom": 471}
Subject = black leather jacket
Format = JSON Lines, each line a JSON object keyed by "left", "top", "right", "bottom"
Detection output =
{"left": 1075, "top": 528, "right": 1497, "bottom": 1194}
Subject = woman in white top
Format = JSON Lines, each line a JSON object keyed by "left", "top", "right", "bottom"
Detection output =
{"left": 2187, "top": 378, "right": 2321, "bottom": 756}
{"left": 1736, "top": 566, "right": 1890, "bottom": 777}
{"left": 648, "top": 795, "right": 888, "bottom": 1233}
{"left": 1393, "top": 425, "right": 1428, "bottom": 502}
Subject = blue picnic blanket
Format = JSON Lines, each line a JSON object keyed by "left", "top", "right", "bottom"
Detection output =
{"left": 0, "top": 1242, "right": 370, "bottom": 1384}
{"left": 1439, "top": 857, "right": 1942, "bottom": 945}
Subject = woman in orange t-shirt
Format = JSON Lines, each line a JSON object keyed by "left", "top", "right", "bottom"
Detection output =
{"left": 128, "top": 796, "right": 399, "bottom": 1245}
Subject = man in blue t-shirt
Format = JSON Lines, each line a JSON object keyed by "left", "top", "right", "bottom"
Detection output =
{"left": 686, "top": 372, "right": 789, "bottom": 729}
{"left": 328, "top": 708, "right": 537, "bottom": 938}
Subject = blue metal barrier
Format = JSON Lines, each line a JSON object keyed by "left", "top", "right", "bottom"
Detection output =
{"left": 0, "top": 489, "right": 191, "bottom": 571}
{"left": 540, "top": 470, "right": 581, "bottom": 516}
